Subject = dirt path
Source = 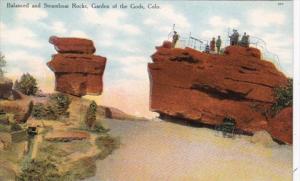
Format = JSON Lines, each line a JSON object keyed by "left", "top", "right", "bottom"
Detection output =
{"left": 86, "top": 119, "right": 292, "bottom": 181}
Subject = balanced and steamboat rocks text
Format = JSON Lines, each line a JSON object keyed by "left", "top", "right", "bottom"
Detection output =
{"left": 6, "top": 2, "right": 160, "bottom": 9}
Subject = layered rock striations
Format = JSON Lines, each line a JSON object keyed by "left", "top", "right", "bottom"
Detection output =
{"left": 148, "top": 41, "right": 292, "bottom": 143}
{"left": 47, "top": 36, "right": 106, "bottom": 97}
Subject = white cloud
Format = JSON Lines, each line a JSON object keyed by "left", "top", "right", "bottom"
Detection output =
{"left": 143, "top": 5, "right": 190, "bottom": 32}
{"left": 113, "top": 56, "right": 150, "bottom": 79}
{"left": 209, "top": 16, "right": 240, "bottom": 29}
{"left": 82, "top": 9, "right": 142, "bottom": 35}
{"left": 16, "top": 8, "right": 48, "bottom": 22}
{"left": 0, "top": 22, "right": 43, "bottom": 48}
{"left": 69, "top": 30, "right": 90, "bottom": 38}
{"left": 4, "top": 50, "right": 54, "bottom": 89}
{"left": 247, "top": 9, "right": 285, "bottom": 27}
{"left": 50, "top": 21, "right": 67, "bottom": 34}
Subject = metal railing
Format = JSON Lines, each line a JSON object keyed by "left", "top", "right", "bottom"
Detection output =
{"left": 168, "top": 31, "right": 282, "bottom": 70}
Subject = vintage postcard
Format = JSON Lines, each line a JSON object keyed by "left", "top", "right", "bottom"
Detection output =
{"left": 0, "top": 0, "right": 297, "bottom": 180}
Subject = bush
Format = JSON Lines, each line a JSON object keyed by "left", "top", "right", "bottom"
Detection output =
{"left": 10, "top": 122, "right": 22, "bottom": 131}
{"left": 17, "top": 159, "right": 60, "bottom": 181}
{"left": 95, "top": 134, "right": 120, "bottom": 159}
{"left": 31, "top": 93, "right": 71, "bottom": 120}
{"left": 32, "top": 103, "right": 49, "bottom": 119}
{"left": 49, "top": 93, "right": 71, "bottom": 117}
{"left": 271, "top": 78, "right": 293, "bottom": 114}
{"left": 85, "top": 101, "right": 97, "bottom": 129}
{"left": 14, "top": 73, "right": 38, "bottom": 95}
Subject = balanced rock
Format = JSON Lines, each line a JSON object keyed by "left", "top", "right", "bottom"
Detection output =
{"left": 148, "top": 42, "right": 291, "bottom": 143}
{"left": 49, "top": 36, "right": 96, "bottom": 54}
{"left": 47, "top": 37, "right": 106, "bottom": 97}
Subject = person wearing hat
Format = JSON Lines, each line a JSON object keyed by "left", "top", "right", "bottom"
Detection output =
{"left": 210, "top": 37, "right": 216, "bottom": 52}
{"left": 172, "top": 31, "right": 179, "bottom": 48}
{"left": 216, "top": 35, "right": 222, "bottom": 54}
{"left": 229, "top": 29, "right": 239, "bottom": 45}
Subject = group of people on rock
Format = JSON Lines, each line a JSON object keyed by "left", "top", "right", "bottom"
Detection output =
{"left": 206, "top": 36, "right": 222, "bottom": 54}
{"left": 208, "top": 30, "right": 250, "bottom": 54}
{"left": 229, "top": 29, "right": 250, "bottom": 47}
{"left": 171, "top": 29, "right": 250, "bottom": 54}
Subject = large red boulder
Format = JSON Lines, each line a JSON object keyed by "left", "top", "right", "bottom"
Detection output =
{"left": 49, "top": 36, "right": 96, "bottom": 54}
{"left": 148, "top": 43, "right": 291, "bottom": 143}
{"left": 268, "top": 107, "right": 292, "bottom": 144}
{"left": 47, "top": 37, "right": 106, "bottom": 97}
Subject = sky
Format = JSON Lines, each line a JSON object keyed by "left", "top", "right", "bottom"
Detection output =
{"left": 0, "top": 0, "right": 294, "bottom": 118}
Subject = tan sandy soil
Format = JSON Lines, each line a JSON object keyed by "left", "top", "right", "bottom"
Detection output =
{"left": 86, "top": 119, "right": 292, "bottom": 181}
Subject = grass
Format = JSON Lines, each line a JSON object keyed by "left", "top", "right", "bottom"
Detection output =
{"left": 95, "top": 134, "right": 120, "bottom": 159}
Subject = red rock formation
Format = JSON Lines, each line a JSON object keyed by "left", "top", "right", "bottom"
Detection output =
{"left": 47, "top": 37, "right": 106, "bottom": 97}
{"left": 268, "top": 107, "right": 292, "bottom": 144}
{"left": 148, "top": 42, "right": 292, "bottom": 143}
{"left": 0, "top": 77, "right": 13, "bottom": 99}
{"left": 0, "top": 92, "right": 33, "bottom": 123}
{"left": 49, "top": 36, "right": 96, "bottom": 54}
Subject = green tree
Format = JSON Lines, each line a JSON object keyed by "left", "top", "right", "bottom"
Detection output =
{"left": 49, "top": 93, "right": 71, "bottom": 117}
{"left": 272, "top": 78, "right": 293, "bottom": 114}
{"left": 14, "top": 73, "right": 38, "bottom": 95}
{"left": 85, "top": 101, "right": 97, "bottom": 129}
{"left": 0, "top": 52, "right": 6, "bottom": 77}
{"left": 32, "top": 93, "right": 71, "bottom": 120}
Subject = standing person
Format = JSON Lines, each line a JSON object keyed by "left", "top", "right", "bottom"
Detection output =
{"left": 205, "top": 44, "right": 210, "bottom": 53}
{"left": 240, "top": 32, "right": 250, "bottom": 47}
{"left": 172, "top": 31, "right": 179, "bottom": 48}
{"left": 229, "top": 29, "right": 239, "bottom": 45}
{"left": 210, "top": 37, "right": 216, "bottom": 52}
{"left": 216, "top": 35, "right": 222, "bottom": 54}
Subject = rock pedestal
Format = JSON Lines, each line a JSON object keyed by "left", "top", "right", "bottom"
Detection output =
{"left": 47, "top": 36, "right": 106, "bottom": 97}
{"left": 148, "top": 42, "right": 292, "bottom": 144}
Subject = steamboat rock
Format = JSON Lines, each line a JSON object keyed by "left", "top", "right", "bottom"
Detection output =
{"left": 148, "top": 41, "right": 292, "bottom": 144}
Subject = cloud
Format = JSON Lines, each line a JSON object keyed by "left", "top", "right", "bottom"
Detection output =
{"left": 82, "top": 9, "right": 142, "bottom": 35}
{"left": 5, "top": 50, "right": 49, "bottom": 76}
{"left": 112, "top": 56, "right": 150, "bottom": 79}
{"left": 16, "top": 8, "right": 48, "bottom": 22}
{"left": 143, "top": 5, "right": 190, "bottom": 33}
{"left": 50, "top": 21, "right": 67, "bottom": 34}
{"left": 247, "top": 9, "right": 285, "bottom": 27}
{"left": 209, "top": 16, "right": 240, "bottom": 29}
{"left": 0, "top": 22, "right": 44, "bottom": 48}
{"left": 4, "top": 50, "right": 54, "bottom": 91}
{"left": 69, "top": 30, "right": 90, "bottom": 38}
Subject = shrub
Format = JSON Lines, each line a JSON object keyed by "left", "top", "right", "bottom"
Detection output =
{"left": 31, "top": 93, "right": 71, "bottom": 120}
{"left": 17, "top": 159, "right": 60, "bottom": 181}
{"left": 85, "top": 101, "right": 97, "bottom": 129}
{"left": 95, "top": 134, "right": 120, "bottom": 159}
{"left": 0, "top": 52, "right": 6, "bottom": 77}
{"left": 32, "top": 103, "right": 49, "bottom": 119}
{"left": 271, "top": 78, "right": 293, "bottom": 114}
{"left": 10, "top": 122, "right": 22, "bottom": 132}
{"left": 14, "top": 73, "right": 38, "bottom": 95}
{"left": 49, "top": 93, "right": 71, "bottom": 117}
